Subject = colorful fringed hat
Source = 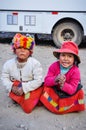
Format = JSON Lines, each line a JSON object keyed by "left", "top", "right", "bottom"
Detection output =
{"left": 12, "top": 33, "right": 35, "bottom": 51}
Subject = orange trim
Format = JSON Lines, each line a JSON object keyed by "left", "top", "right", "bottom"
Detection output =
{"left": 52, "top": 12, "right": 58, "bottom": 15}
{"left": 12, "top": 12, "right": 18, "bottom": 15}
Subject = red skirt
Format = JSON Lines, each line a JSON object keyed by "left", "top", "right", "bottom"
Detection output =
{"left": 9, "top": 86, "right": 43, "bottom": 113}
{"left": 40, "top": 86, "right": 85, "bottom": 114}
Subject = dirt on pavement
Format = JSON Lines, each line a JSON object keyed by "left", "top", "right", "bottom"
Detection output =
{"left": 0, "top": 42, "right": 86, "bottom": 130}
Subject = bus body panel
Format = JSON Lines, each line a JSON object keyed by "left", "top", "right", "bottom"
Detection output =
{"left": 0, "top": 0, "right": 86, "bottom": 47}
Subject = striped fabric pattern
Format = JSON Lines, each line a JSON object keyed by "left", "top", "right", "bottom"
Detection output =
{"left": 43, "top": 91, "right": 84, "bottom": 112}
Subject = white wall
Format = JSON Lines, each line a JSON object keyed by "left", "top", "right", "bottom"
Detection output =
{"left": 0, "top": 0, "right": 86, "bottom": 11}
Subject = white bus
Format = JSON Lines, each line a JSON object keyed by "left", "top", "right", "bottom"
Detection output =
{"left": 0, "top": 0, "right": 86, "bottom": 47}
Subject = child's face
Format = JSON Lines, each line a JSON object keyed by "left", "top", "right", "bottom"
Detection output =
{"left": 15, "top": 47, "right": 31, "bottom": 62}
{"left": 59, "top": 53, "right": 74, "bottom": 68}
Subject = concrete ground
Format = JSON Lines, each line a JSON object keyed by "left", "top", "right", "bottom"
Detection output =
{"left": 0, "top": 41, "right": 86, "bottom": 130}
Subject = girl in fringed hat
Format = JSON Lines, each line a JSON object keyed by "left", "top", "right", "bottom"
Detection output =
{"left": 40, "top": 41, "right": 85, "bottom": 114}
{"left": 1, "top": 33, "right": 43, "bottom": 113}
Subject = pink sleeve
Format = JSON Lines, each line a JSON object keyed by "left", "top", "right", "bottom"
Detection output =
{"left": 44, "top": 62, "right": 60, "bottom": 87}
{"left": 62, "top": 66, "right": 81, "bottom": 95}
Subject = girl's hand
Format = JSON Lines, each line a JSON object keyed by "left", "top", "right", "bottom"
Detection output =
{"left": 11, "top": 86, "right": 19, "bottom": 95}
{"left": 17, "top": 87, "right": 24, "bottom": 96}
{"left": 55, "top": 74, "right": 66, "bottom": 87}
{"left": 11, "top": 86, "right": 23, "bottom": 96}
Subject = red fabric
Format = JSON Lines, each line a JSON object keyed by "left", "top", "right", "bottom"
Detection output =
{"left": 54, "top": 41, "right": 78, "bottom": 55}
{"left": 13, "top": 80, "right": 20, "bottom": 86}
{"left": 40, "top": 86, "right": 85, "bottom": 114}
{"left": 9, "top": 86, "right": 43, "bottom": 113}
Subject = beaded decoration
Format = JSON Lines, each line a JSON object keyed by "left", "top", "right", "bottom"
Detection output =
{"left": 12, "top": 33, "right": 35, "bottom": 50}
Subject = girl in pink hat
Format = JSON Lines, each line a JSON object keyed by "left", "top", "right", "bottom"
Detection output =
{"left": 40, "top": 41, "right": 85, "bottom": 114}
{"left": 1, "top": 33, "right": 43, "bottom": 113}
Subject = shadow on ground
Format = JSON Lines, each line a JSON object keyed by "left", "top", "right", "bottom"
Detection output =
{"left": 0, "top": 37, "right": 86, "bottom": 49}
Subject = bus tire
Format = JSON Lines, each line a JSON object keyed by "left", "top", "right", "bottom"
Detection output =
{"left": 52, "top": 21, "right": 83, "bottom": 48}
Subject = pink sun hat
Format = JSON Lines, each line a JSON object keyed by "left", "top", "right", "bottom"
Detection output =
{"left": 53, "top": 41, "right": 81, "bottom": 63}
